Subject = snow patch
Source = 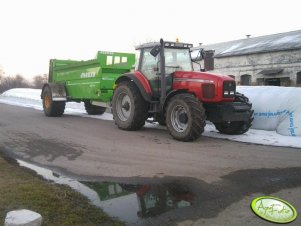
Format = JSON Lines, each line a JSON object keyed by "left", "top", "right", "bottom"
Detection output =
{"left": 219, "top": 43, "right": 242, "bottom": 54}
{"left": 271, "top": 34, "right": 301, "bottom": 46}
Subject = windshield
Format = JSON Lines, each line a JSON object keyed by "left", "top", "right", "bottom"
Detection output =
{"left": 139, "top": 47, "right": 193, "bottom": 81}
{"left": 164, "top": 48, "right": 193, "bottom": 72}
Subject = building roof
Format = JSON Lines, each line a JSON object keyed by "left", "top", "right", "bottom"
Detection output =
{"left": 192, "top": 30, "right": 301, "bottom": 58}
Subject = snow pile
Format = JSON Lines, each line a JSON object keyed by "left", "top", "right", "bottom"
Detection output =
{"left": 1, "top": 88, "right": 41, "bottom": 101}
{"left": 0, "top": 88, "right": 43, "bottom": 110}
{"left": 237, "top": 86, "right": 301, "bottom": 137}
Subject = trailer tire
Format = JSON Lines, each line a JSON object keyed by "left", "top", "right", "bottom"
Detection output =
{"left": 42, "top": 86, "right": 65, "bottom": 117}
{"left": 112, "top": 82, "right": 148, "bottom": 130}
{"left": 166, "top": 93, "right": 206, "bottom": 141}
{"left": 84, "top": 101, "right": 106, "bottom": 115}
{"left": 214, "top": 92, "right": 253, "bottom": 135}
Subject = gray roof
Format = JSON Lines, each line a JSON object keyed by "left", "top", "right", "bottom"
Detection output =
{"left": 192, "top": 30, "right": 301, "bottom": 58}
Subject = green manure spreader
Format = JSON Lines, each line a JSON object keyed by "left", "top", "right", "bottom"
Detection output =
{"left": 42, "top": 39, "right": 253, "bottom": 141}
{"left": 42, "top": 51, "right": 135, "bottom": 116}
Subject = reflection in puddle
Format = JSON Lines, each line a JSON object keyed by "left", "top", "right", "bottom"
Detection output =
{"left": 18, "top": 160, "right": 195, "bottom": 224}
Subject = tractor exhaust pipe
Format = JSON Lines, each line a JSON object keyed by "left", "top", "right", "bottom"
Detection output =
{"left": 159, "top": 38, "right": 166, "bottom": 107}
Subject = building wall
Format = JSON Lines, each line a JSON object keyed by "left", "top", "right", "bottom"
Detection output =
{"left": 195, "top": 49, "right": 301, "bottom": 87}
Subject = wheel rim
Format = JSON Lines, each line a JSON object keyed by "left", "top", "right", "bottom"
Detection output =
{"left": 44, "top": 95, "right": 51, "bottom": 109}
{"left": 171, "top": 105, "right": 188, "bottom": 132}
{"left": 116, "top": 92, "right": 131, "bottom": 121}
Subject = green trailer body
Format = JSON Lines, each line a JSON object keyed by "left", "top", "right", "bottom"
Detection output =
{"left": 49, "top": 51, "right": 135, "bottom": 102}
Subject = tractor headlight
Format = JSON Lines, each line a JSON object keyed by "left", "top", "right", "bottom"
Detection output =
{"left": 223, "top": 81, "right": 236, "bottom": 98}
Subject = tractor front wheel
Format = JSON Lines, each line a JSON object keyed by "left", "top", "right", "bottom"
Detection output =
{"left": 214, "top": 121, "right": 250, "bottom": 135}
{"left": 42, "top": 86, "right": 65, "bottom": 117}
{"left": 214, "top": 92, "right": 253, "bottom": 135}
{"left": 166, "top": 93, "right": 206, "bottom": 141}
{"left": 112, "top": 82, "right": 148, "bottom": 130}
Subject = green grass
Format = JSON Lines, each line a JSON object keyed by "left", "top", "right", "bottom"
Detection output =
{"left": 0, "top": 156, "right": 124, "bottom": 226}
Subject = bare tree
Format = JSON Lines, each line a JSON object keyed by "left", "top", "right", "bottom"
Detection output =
{"left": 0, "top": 74, "right": 30, "bottom": 94}
{"left": 33, "top": 74, "right": 48, "bottom": 88}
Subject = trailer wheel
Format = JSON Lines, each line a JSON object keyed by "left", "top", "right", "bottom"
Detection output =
{"left": 84, "top": 101, "right": 106, "bottom": 115}
{"left": 214, "top": 92, "right": 253, "bottom": 135}
{"left": 42, "top": 86, "right": 65, "bottom": 117}
{"left": 166, "top": 93, "right": 206, "bottom": 141}
{"left": 112, "top": 82, "right": 148, "bottom": 130}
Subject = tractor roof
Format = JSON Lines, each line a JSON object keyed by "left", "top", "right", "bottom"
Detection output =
{"left": 135, "top": 41, "right": 193, "bottom": 50}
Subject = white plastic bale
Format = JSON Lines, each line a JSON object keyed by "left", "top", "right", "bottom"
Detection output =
{"left": 4, "top": 209, "right": 42, "bottom": 226}
{"left": 237, "top": 86, "right": 301, "bottom": 137}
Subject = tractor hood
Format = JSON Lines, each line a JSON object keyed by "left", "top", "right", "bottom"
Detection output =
{"left": 173, "top": 71, "right": 234, "bottom": 83}
{"left": 172, "top": 71, "right": 236, "bottom": 102}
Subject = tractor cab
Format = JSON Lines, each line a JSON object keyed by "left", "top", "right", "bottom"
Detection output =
{"left": 136, "top": 41, "right": 194, "bottom": 98}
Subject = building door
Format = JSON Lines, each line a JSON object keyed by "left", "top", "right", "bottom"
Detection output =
{"left": 240, "top": 74, "right": 251, "bottom": 85}
{"left": 265, "top": 78, "right": 280, "bottom": 86}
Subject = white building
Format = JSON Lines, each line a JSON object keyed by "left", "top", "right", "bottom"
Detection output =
{"left": 192, "top": 30, "right": 301, "bottom": 87}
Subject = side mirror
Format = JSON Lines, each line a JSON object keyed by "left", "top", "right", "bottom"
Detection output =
{"left": 150, "top": 45, "right": 161, "bottom": 57}
{"left": 200, "top": 49, "right": 206, "bottom": 60}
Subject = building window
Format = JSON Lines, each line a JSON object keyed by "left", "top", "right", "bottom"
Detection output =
{"left": 240, "top": 74, "right": 251, "bottom": 85}
{"left": 297, "top": 71, "right": 301, "bottom": 84}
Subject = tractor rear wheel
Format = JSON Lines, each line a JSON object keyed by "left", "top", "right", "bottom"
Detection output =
{"left": 42, "top": 86, "right": 65, "bottom": 117}
{"left": 214, "top": 92, "right": 253, "bottom": 135}
{"left": 84, "top": 101, "right": 106, "bottom": 115}
{"left": 166, "top": 93, "right": 206, "bottom": 141}
{"left": 112, "top": 82, "right": 148, "bottom": 130}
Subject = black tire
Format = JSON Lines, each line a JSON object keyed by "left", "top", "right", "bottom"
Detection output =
{"left": 112, "top": 81, "right": 149, "bottom": 130}
{"left": 155, "top": 113, "right": 166, "bottom": 126}
{"left": 42, "top": 86, "right": 65, "bottom": 117}
{"left": 166, "top": 93, "right": 206, "bottom": 141}
{"left": 214, "top": 92, "right": 253, "bottom": 135}
{"left": 84, "top": 101, "right": 106, "bottom": 115}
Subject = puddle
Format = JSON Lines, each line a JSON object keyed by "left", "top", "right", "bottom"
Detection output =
{"left": 17, "top": 159, "right": 301, "bottom": 225}
{"left": 17, "top": 160, "right": 195, "bottom": 224}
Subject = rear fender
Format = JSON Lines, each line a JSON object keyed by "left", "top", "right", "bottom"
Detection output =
{"left": 115, "top": 73, "right": 152, "bottom": 102}
{"left": 41, "top": 83, "right": 67, "bottom": 101}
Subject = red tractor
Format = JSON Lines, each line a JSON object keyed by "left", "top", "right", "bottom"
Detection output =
{"left": 112, "top": 39, "right": 253, "bottom": 141}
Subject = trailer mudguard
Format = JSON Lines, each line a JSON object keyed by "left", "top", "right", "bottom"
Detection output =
{"left": 115, "top": 72, "right": 152, "bottom": 102}
{"left": 41, "top": 83, "right": 67, "bottom": 101}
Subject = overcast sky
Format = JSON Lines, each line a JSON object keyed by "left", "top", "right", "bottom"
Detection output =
{"left": 0, "top": 0, "right": 300, "bottom": 79}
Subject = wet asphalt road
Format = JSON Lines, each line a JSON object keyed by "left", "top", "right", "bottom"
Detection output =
{"left": 0, "top": 103, "right": 301, "bottom": 226}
